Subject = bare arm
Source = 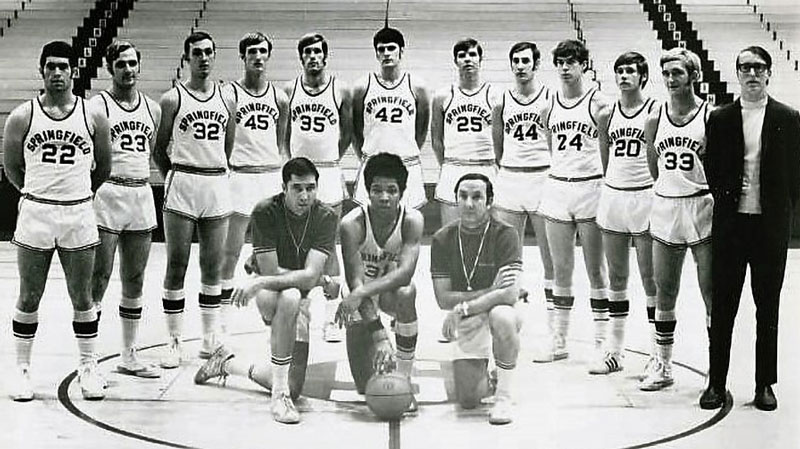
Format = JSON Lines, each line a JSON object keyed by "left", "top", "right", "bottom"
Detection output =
{"left": 281, "top": 82, "right": 294, "bottom": 157}
{"left": 593, "top": 96, "right": 612, "bottom": 174}
{"left": 2, "top": 102, "right": 32, "bottom": 191}
{"left": 644, "top": 111, "right": 660, "bottom": 181}
{"left": 223, "top": 88, "right": 237, "bottom": 163}
{"left": 413, "top": 80, "right": 430, "bottom": 150}
{"left": 245, "top": 248, "right": 328, "bottom": 294}
{"left": 351, "top": 77, "right": 367, "bottom": 159}
{"left": 430, "top": 90, "right": 446, "bottom": 165}
{"left": 275, "top": 87, "right": 291, "bottom": 160}
{"left": 153, "top": 89, "right": 178, "bottom": 177}
{"left": 491, "top": 100, "right": 504, "bottom": 165}
{"left": 89, "top": 101, "right": 112, "bottom": 192}
{"left": 432, "top": 276, "right": 518, "bottom": 315}
{"left": 146, "top": 96, "right": 163, "bottom": 151}
{"left": 337, "top": 81, "right": 353, "bottom": 159}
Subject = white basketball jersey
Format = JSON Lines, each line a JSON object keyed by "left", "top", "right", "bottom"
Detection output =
{"left": 500, "top": 86, "right": 551, "bottom": 168}
{"left": 605, "top": 99, "right": 655, "bottom": 189}
{"left": 230, "top": 81, "right": 281, "bottom": 167}
{"left": 22, "top": 97, "right": 94, "bottom": 201}
{"left": 359, "top": 205, "right": 405, "bottom": 281}
{"left": 170, "top": 82, "right": 229, "bottom": 169}
{"left": 100, "top": 91, "right": 155, "bottom": 179}
{"left": 653, "top": 101, "right": 709, "bottom": 198}
{"left": 443, "top": 83, "right": 494, "bottom": 161}
{"left": 289, "top": 76, "right": 340, "bottom": 163}
{"left": 362, "top": 72, "right": 418, "bottom": 158}
{"left": 548, "top": 89, "right": 602, "bottom": 178}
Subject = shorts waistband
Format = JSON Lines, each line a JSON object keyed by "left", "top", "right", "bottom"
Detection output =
{"left": 549, "top": 173, "right": 603, "bottom": 183}
{"left": 108, "top": 176, "right": 149, "bottom": 187}
{"left": 229, "top": 164, "right": 282, "bottom": 174}
{"left": 605, "top": 183, "right": 653, "bottom": 192}
{"left": 23, "top": 194, "right": 92, "bottom": 206}
{"left": 443, "top": 158, "right": 496, "bottom": 166}
{"left": 500, "top": 165, "right": 550, "bottom": 173}
{"left": 655, "top": 189, "right": 710, "bottom": 199}
{"left": 363, "top": 154, "right": 420, "bottom": 166}
{"left": 313, "top": 160, "right": 341, "bottom": 168}
{"left": 171, "top": 164, "right": 227, "bottom": 176}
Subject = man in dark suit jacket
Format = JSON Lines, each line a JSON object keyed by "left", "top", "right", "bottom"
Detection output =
{"left": 702, "top": 46, "right": 800, "bottom": 411}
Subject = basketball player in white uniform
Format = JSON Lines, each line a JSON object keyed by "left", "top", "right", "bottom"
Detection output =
{"left": 4, "top": 41, "right": 111, "bottom": 401}
{"left": 491, "top": 41, "right": 554, "bottom": 313}
{"left": 220, "top": 32, "right": 289, "bottom": 335}
{"left": 153, "top": 31, "right": 236, "bottom": 368}
{"left": 592, "top": 52, "right": 658, "bottom": 375}
{"left": 432, "top": 38, "right": 499, "bottom": 226}
{"left": 640, "top": 48, "right": 713, "bottom": 391}
{"left": 353, "top": 26, "right": 430, "bottom": 210}
{"left": 284, "top": 32, "right": 352, "bottom": 342}
{"left": 534, "top": 40, "right": 611, "bottom": 363}
{"left": 335, "top": 153, "right": 424, "bottom": 410}
{"left": 90, "top": 40, "right": 162, "bottom": 379}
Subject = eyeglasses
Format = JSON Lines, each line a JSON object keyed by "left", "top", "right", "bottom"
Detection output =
{"left": 737, "top": 63, "right": 768, "bottom": 74}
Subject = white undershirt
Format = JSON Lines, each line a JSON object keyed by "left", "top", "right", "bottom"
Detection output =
{"left": 738, "top": 96, "right": 767, "bottom": 214}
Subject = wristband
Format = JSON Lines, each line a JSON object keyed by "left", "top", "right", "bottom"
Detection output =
{"left": 366, "top": 318, "right": 384, "bottom": 333}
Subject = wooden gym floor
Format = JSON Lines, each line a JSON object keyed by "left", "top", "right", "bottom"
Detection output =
{"left": 0, "top": 242, "right": 798, "bottom": 449}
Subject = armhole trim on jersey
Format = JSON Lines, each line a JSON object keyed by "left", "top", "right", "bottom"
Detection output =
{"left": 271, "top": 81, "right": 279, "bottom": 108}
{"left": 231, "top": 82, "right": 240, "bottom": 104}
{"left": 81, "top": 97, "right": 95, "bottom": 139}
{"left": 364, "top": 73, "right": 373, "bottom": 99}
{"left": 652, "top": 103, "right": 664, "bottom": 149}
{"left": 443, "top": 85, "right": 455, "bottom": 113}
{"left": 484, "top": 83, "right": 492, "bottom": 109}
{"left": 19, "top": 99, "right": 35, "bottom": 146}
{"left": 407, "top": 73, "right": 417, "bottom": 102}
{"left": 289, "top": 77, "right": 299, "bottom": 105}
{"left": 143, "top": 93, "right": 157, "bottom": 130}
{"left": 647, "top": 98, "right": 655, "bottom": 114}
{"left": 500, "top": 90, "right": 507, "bottom": 121}
{"left": 587, "top": 89, "right": 598, "bottom": 127}
{"left": 332, "top": 77, "right": 341, "bottom": 111}
{"left": 173, "top": 86, "right": 182, "bottom": 124}
{"left": 544, "top": 95, "right": 555, "bottom": 130}
{"left": 100, "top": 91, "right": 110, "bottom": 117}
{"left": 608, "top": 101, "right": 618, "bottom": 127}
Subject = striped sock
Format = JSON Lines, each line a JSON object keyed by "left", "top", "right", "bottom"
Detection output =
{"left": 13, "top": 309, "right": 38, "bottom": 367}
{"left": 590, "top": 288, "right": 609, "bottom": 348}
{"left": 119, "top": 296, "right": 143, "bottom": 354}
{"left": 162, "top": 289, "right": 185, "bottom": 338}
{"left": 646, "top": 298, "right": 657, "bottom": 357}
{"left": 552, "top": 286, "right": 574, "bottom": 343}
{"left": 271, "top": 354, "right": 292, "bottom": 395}
{"left": 220, "top": 279, "right": 234, "bottom": 334}
{"left": 608, "top": 290, "right": 629, "bottom": 354}
{"left": 654, "top": 310, "right": 677, "bottom": 364}
{"left": 73, "top": 308, "right": 99, "bottom": 365}
{"left": 494, "top": 359, "right": 516, "bottom": 399}
{"left": 395, "top": 321, "right": 418, "bottom": 378}
{"left": 199, "top": 284, "right": 222, "bottom": 346}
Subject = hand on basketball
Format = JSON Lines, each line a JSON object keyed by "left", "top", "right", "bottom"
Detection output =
{"left": 373, "top": 338, "right": 396, "bottom": 374}
{"left": 441, "top": 311, "right": 460, "bottom": 341}
{"left": 231, "top": 276, "right": 262, "bottom": 308}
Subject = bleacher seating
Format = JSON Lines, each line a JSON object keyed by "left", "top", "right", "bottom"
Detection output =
{"left": 681, "top": 0, "right": 800, "bottom": 109}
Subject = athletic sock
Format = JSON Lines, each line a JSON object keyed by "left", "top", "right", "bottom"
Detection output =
{"left": 544, "top": 279, "right": 554, "bottom": 332}
{"left": 552, "top": 286, "right": 574, "bottom": 344}
{"left": 73, "top": 308, "right": 99, "bottom": 365}
{"left": 495, "top": 359, "right": 516, "bottom": 399}
{"left": 199, "top": 284, "right": 222, "bottom": 347}
{"left": 654, "top": 310, "right": 677, "bottom": 364}
{"left": 13, "top": 309, "right": 38, "bottom": 367}
{"left": 162, "top": 289, "right": 185, "bottom": 338}
{"left": 119, "top": 296, "right": 143, "bottom": 356}
{"left": 590, "top": 288, "right": 609, "bottom": 349}
{"left": 395, "top": 321, "right": 418, "bottom": 378}
{"left": 220, "top": 279, "right": 234, "bottom": 334}
{"left": 646, "top": 297, "right": 657, "bottom": 357}
{"left": 608, "top": 290, "right": 629, "bottom": 354}
{"left": 271, "top": 355, "right": 292, "bottom": 395}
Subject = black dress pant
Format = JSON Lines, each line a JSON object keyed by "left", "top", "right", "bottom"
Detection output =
{"left": 709, "top": 212, "right": 788, "bottom": 388}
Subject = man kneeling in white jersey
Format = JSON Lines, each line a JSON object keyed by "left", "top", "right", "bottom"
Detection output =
{"left": 335, "top": 153, "right": 424, "bottom": 412}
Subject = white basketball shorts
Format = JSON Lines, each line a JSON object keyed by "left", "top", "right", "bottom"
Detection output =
{"left": 597, "top": 185, "right": 653, "bottom": 235}
{"left": 493, "top": 167, "right": 549, "bottom": 214}
{"left": 94, "top": 179, "right": 157, "bottom": 233}
{"left": 229, "top": 169, "right": 283, "bottom": 216}
{"left": 434, "top": 159, "right": 497, "bottom": 206}
{"left": 649, "top": 192, "right": 714, "bottom": 247}
{"left": 13, "top": 196, "right": 99, "bottom": 251}
{"left": 163, "top": 167, "right": 231, "bottom": 221}
{"left": 538, "top": 175, "right": 602, "bottom": 223}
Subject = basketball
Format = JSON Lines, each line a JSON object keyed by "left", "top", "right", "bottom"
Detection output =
{"left": 364, "top": 372, "right": 414, "bottom": 420}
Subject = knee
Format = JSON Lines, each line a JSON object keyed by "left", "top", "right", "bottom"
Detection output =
{"left": 276, "top": 289, "right": 301, "bottom": 317}
{"left": 489, "top": 306, "right": 519, "bottom": 344}
{"left": 396, "top": 285, "right": 417, "bottom": 316}
{"left": 608, "top": 272, "right": 628, "bottom": 291}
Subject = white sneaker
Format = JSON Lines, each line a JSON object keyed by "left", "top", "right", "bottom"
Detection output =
{"left": 323, "top": 322, "right": 343, "bottom": 343}
{"left": 639, "top": 359, "right": 674, "bottom": 391}
{"left": 199, "top": 334, "right": 223, "bottom": 359}
{"left": 117, "top": 348, "right": 161, "bottom": 378}
{"left": 271, "top": 392, "right": 300, "bottom": 424}
{"left": 11, "top": 365, "right": 34, "bottom": 402}
{"left": 194, "top": 346, "right": 233, "bottom": 385}
{"left": 533, "top": 334, "right": 568, "bottom": 363}
{"left": 489, "top": 395, "right": 513, "bottom": 425}
{"left": 588, "top": 352, "right": 624, "bottom": 375}
{"left": 78, "top": 363, "right": 106, "bottom": 400}
{"left": 160, "top": 336, "right": 183, "bottom": 369}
